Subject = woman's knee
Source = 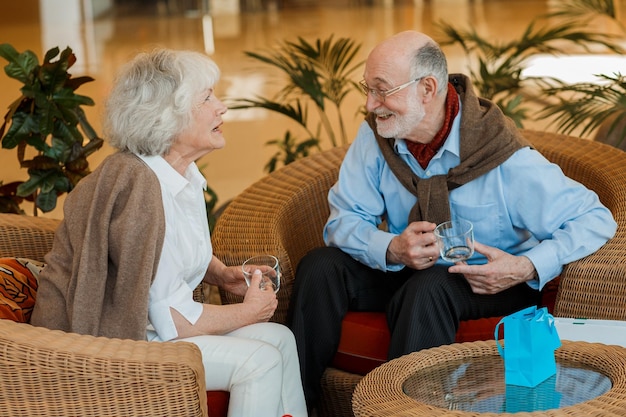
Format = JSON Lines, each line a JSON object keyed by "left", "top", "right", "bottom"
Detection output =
{"left": 244, "top": 342, "right": 283, "bottom": 375}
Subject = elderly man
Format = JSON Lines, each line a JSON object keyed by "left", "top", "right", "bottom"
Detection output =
{"left": 288, "top": 30, "right": 617, "bottom": 409}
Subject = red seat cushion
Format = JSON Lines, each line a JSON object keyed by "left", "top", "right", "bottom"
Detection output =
{"left": 332, "top": 278, "right": 559, "bottom": 376}
{"left": 331, "top": 312, "right": 390, "bottom": 375}
{"left": 207, "top": 390, "right": 229, "bottom": 417}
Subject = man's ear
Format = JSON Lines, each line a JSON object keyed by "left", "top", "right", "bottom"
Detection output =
{"left": 421, "top": 76, "right": 438, "bottom": 102}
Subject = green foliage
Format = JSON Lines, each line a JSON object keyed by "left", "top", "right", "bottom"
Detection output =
{"left": 0, "top": 44, "right": 103, "bottom": 214}
{"left": 538, "top": 73, "right": 626, "bottom": 142}
{"left": 228, "top": 35, "right": 363, "bottom": 172}
{"left": 204, "top": 184, "right": 219, "bottom": 233}
{"left": 264, "top": 131, "right": 319, "bottom": 173}
{"left": 437, "top": 0, "right": 624, "bottom": 128}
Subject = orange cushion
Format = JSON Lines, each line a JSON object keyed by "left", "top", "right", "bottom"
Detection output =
{"left": 0, "top": 257, "right": 43, "bottom": 323}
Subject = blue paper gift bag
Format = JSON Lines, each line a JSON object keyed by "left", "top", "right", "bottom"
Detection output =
{"left": 495, "top": 306, "right": 561, "bottom": 387}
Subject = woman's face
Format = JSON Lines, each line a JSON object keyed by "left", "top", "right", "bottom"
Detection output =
{"left": 174, "top": 88, "right": 228, "bottom": 161}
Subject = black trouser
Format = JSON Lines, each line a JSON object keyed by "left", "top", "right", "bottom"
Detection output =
{"left": 287, "top": 246, "right": 541, "bottom": 407}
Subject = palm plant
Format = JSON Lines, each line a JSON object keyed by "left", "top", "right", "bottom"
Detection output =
{"left": 538, "top": 73, "right": 626, "bottom": 146}
{"left": 534, "top": 1, "right": 626, "bottom": 146}
{"left": 437, "top": 0, "right": 624, "bottom": 128}
{"left": 228, "top": 35, "right": 363, "bottom": 172}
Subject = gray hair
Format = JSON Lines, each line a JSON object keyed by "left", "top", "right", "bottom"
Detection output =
{"left": 411, "top": 42, "right": 448, "bottom": 95}
{"left": 104, "top": 49, "right": 220, "bottom": 155}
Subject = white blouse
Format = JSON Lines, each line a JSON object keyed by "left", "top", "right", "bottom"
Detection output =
{"left": 138, "top": 154, "right": 212, "bottom": 342}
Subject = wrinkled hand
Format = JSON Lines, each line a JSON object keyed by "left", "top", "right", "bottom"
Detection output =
{"left": 448, "top": 241, "right": 536, "bottom": 295}
{"left": 217, "top": 264, "right": 250, "bottom": 297}
{"left": 243, "top": 270, "right": 278, "bottom": 322}
{"left": 387, "top": 221, "right": 439, "bottom": 270}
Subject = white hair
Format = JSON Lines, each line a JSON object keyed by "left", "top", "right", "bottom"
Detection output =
{"left": 104, "top": 48, "right": 220, "bottom": 155}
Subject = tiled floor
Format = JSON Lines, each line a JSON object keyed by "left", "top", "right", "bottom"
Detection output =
{"left": 1, "top": 0, "right": 626, "bottom": 218}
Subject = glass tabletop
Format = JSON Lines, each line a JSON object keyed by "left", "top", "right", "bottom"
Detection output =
{"left": 402, "top": 354, "right": 611, "bottom": 413}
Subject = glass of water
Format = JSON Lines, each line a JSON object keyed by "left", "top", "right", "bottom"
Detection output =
{"left": 242, "top": 255, "right": 281, "bottom": 293}
{"left": 434, "top": 219, "right": 475, "bottom": 263}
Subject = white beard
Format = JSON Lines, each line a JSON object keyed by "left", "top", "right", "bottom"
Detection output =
{"left": 375, "top": 93, "right": 425, "bottom": 139}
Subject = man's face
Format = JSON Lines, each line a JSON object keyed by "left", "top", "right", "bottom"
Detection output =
{"left": 362, "top": 60, "right": 426, "bottom": 141}
{"left": 367, "top": 84, "right": 425, "bottom": 140}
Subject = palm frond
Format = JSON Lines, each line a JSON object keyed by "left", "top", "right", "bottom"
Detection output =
{"left": 228, "top": 97, "right": 309, "bottom": 128}
{"left": 538, "top": 73, "right": 626, "bottom": 136}
{"left": 546, "top": 0, "right": 616, "bottom": 20}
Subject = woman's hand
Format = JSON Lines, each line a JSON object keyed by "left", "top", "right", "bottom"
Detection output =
{"left": 204, "top": 257, "right": 248, "bottom": 296}
{"left": 217, "top": 264, "right": 249, "bottom": 296}
{"left": 243, "top": 270, "right": 278, "bottom": 322}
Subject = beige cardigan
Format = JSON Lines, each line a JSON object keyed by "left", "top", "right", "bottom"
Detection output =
{"left": 31, "top": 152, "right": 166, "bottom": 340}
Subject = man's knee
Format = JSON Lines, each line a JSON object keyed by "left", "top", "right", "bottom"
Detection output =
{"left": 295, "top": 247, "right": 346, "bottom": 288}
{"left": 399, "top": 266, "right": 460, "bottom": 301}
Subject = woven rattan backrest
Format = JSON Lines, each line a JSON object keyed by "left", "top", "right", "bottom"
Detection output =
{"left": 0, "top": 213, "right": 59, "bottom": 261}
{"left": 213, "top": 145, "right": 348, "bottom": 324}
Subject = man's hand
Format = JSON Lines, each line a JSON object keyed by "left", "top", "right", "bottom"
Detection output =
{"left": 387, "top": 221, "right": 439, "bottom": 270}
{"left": 448, "top": 241, "right": 537, "bottom": 294}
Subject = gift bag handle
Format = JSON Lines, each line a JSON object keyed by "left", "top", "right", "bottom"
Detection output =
{"left": 495, "top": 317, "right": 505, "bottom": 358}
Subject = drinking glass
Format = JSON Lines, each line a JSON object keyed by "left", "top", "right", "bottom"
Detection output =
{"left": 434, "top": 219, "right": 475, "bottom": 263}
{"left": 242, "top": 255, "right": 281, "bottom": 293}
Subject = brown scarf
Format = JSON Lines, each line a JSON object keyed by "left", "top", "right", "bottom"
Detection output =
{"left": 368, "top": 73, "right": 530, "bottom": 226}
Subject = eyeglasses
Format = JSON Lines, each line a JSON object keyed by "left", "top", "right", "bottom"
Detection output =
{"left": 359, "top": 77, "right": 424, "bottom": 102}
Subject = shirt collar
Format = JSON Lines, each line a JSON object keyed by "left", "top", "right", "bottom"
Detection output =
{"left": 137, "top": 154, "right": 207, "bottom": 195}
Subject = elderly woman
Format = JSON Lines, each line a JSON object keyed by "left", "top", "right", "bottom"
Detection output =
{"left": 31, "top": 48, "right": 307, "bottom": 417}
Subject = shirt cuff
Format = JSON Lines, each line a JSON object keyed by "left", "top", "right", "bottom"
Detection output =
{"left": 148, "top": 286, "right": 203, "bottom": 341}
{"left": 369, "top": 229, "right": 404, "bottom": 272}
{"left": 522, "top": 244, "right": 563, "bottom": 291}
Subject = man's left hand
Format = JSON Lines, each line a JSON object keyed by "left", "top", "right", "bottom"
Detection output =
{"left": 448, "top": 241, "right": 537, "bottom": 295}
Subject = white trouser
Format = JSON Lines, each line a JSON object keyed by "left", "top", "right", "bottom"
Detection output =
{"left": 177, "top": 322, "right": 307, "bottom": 417}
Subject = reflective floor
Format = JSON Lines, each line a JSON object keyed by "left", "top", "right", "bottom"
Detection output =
{"left": 1, "top": 0, "right": 626, "bottom": 218}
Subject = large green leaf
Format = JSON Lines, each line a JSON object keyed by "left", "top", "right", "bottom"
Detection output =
{"left": 1, "top": 112, "right": 39, "bottom": 149}
{"left": 0, "top": 44, "right": 38, "bottom": 84}
{"left": 35, "top": 190, "right": 58, "bottom": 213}
{"left": 39, "top": 47, "right": 72, "bottom": 93}
{"left": 44, "top": 137, "right": 73, "bottom": 162}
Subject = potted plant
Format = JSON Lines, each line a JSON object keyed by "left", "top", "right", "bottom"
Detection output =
{"left": 538, "top": 72, "right": 626, "bottom": 148}
{"left": 0, "top": 44, "right": 103, "bottom": 215}
{"left": 227, "top": 35, "right": 363, "bottom": 172}
{"left": 436, "top": 0, "right": 624, "bottom": 128}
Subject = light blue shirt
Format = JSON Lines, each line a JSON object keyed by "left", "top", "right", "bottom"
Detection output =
{"left": 324, "top": 117, "right": 617, "bottom": 290}
{"left": 138, "top": 154, "right": 212, "bottom": 342}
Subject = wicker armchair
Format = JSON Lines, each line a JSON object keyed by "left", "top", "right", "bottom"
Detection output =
{"left": 212, "top": 129, "right": 626, "bottom": 417}
{"left": 0, "top": 214, "right": 208, "bottom": 417}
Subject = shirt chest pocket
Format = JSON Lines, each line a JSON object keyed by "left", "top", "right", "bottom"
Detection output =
{"left": 449, "top": 200, "right": 502, "bottom": 246}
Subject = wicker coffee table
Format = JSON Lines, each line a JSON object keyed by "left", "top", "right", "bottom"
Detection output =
{"left": 352, "top": 340, "right": 626, "bottom": 416}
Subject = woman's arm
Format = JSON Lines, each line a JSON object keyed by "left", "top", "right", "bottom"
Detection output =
{"left": 172, "top": 262, "right": 278, "bottom": 338}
